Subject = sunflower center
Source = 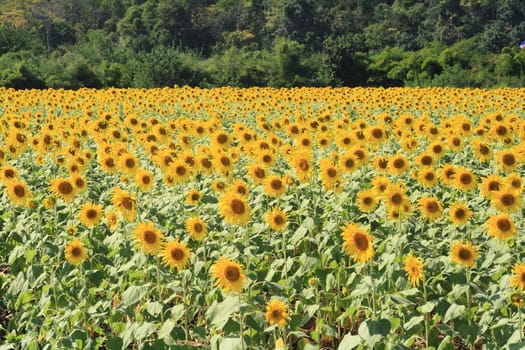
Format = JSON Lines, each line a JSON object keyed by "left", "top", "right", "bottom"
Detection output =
{"left": 488, "top": 181, "right": 500, "bottom": 191}
{"left": 372, "top": 128, "right": 383, "bottom": 138}
{"left": 496, "top": 125, "right": 507, "bottom": 136}
{"left": 201, "top": 158, "right": 212, "bottom": 168}
{"left": 231, "top": 199, "right": 246, "bottom": 215}
{"left": 71, "top": 247, "right": 82, "bottom": 257}
{"left": 290, "top": 126, "right": 299, "bottom": 134}
{"left": 273, "top": 215, "right": 284, "bottom": 225}
{"left": 511, "top": 179, "right": 521, "bottom": 188}
{"left": 221, "top": 156, "right": 231, "bottom": 166}
{"left": 144, "top": 230, "right": 157, "bottom": 244}
{"left": 75, "top": 178, "right": 85, "bottom": 188}
{"left": 262, "top": 155, "right": 272, "bottom": 163}
{"left": 501, "top": 193, "right": 515, "bottom": 206}
{"left": 4, "top": 169, "right": 15, "bottom": 178}
{"left": 170, "top": 248, "right": 184, "bottom": 261}
{"left": 353, "top": 232, "right": 369, "bottom": 251}
{"left": 298, "top": 159, "right": 309, "bottom": 171}
{"left": 503, "top": 154, "right": 515, "bottom": 166}
{"left": 217, "top": 134, "right": 228, "bottom": 144}
{"left": 421, "top": 156, "right": 432, "bottom": 166}
{"left": 391, "top": 193, "right": 402, "bottom": 205}
{"left": 458, "top": 248, "right": 472, "bottom": 260}
{"left": 354, "top": 150, "right": 364, "bottom": 159}
{"left": 462, "top": 123, "right": 470, "bottom": 131}
{"left": 271, "top": 179, "right": 282, "bottom": 190}
{"left": 14, "top": 185, "right": 25, "bottom": 197}
{"left": 254, "top": 168, "right": 265, "bottom": 178}
{"left": 343, "top": 137, "right": 351, "bottom": 145}
{"left": 243, "top": 133, "right": 252, "bottom": 141}
{"left": 196, "top": 126, "right": 204, "bottom": 134}
{"left": 455, "top": 208, "right": 465, "bottom": 219}
{"left": 193, "top": 222, "right": 203, "bottom": 233}
{"left": 425, "top": 201, "right": 439, "bottom": 213}
{"left": 59, "top": 181, "right": 73, "bottom": 195}
{"left": 175, "top": 165, "right": 186, "bottom": 176}
{"left": 377, "top": 158, "right": 387, "bottom": 169}
{"left": 125, "top": 158, "right": 135, "bottom": 168}
{"left": 142, "top": 175, "right": 151, "bottom": 184}
{"left": 301, "top": 138, "right": 310, "bottom": 146}
{"left": 346, "top": 158, "right": 356, "bottom": 168}
{"left": 497, "top": 218, "right": 511, "bottom": 231}
{"left": 363, "top": 197, "right": 373, "bottom": 205}
{"left": 225, "top": 266, "right": 240, "bottom": 282}
{"left": 272, "top": 309, "right": 282, "bottom": 318}
{"left": 432, "top": 145, "right": 442, "bottom": 154}
{"left": 327, "top": 168, "right": 337, "bottom": 178}
{"left": 424, "top": 172, "right": 435, "bottom": 181}
{"left": 480, "top": 145, "right": 490, "bottom": 155}
{"left": 452, "top": 138, "right": 460, "bottom": 146}
{"left": 191, "top": 193, "right": 200, "bottom": 201}
{"left": 393, "top": 159, "right": 405, "bottom": 169}
{"left": 121, "top": 197, "right": 133, "bottom": 210}
{"left": 105, "top": 158, "right": 115, "bottom": 167}
{"left": 86, "top": 209, "right": 98, "bottom": 219}
{"left": 460, "top": 174, "right": 472, "bottom": 185}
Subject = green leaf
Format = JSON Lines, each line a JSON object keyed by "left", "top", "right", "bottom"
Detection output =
{"left": 403, "top": 316, "right": 424, "bottom": 331}
{"left": 206, "top": 295, "right": 239, "bottom": 329}
{"left": 509, "top": 341, "right": 525, "bottom": 350}
{"left": 25, "top": 249, "right": 36, "bottom": 264}
{"left": 358, "top": 319, "right": 391, "bottom": 347}
{"left": 390, "top": 294, "right": 416, "bottom": 305}
{"left": 121, "top": 285, "right": 147, "bottom": 307}
{"left": 134, "top": 322, "right": 157, "bottom": 341}
{"left": 219, "top": 337, "right": 244, "bottom": 350}
{"left": 338, "top": 334, "right": 361, "bottom": 350}
{"left": 158, "top": 319, "right": 176, "bottom": 344}
{"left": 146, "top": 301, "right": 163, "bottom": 317}
{"left": 420, "top": 300, "right": 438, "bottom": 313}
{"left": 443, "top": 303, "right": 465, "bottom": 323}
{"left": 170, "top": 304, "right": 186, "bottom": 322}
{"left": 290, "top": 226, "right": 308, "bottom": 245}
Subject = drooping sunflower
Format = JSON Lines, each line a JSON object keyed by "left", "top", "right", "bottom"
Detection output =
{"left": 404, "top": 253, "right": 425, "bottom": 287}
{"left": 418, "top": 196, "right": 443, "bottom": 222}
{"left": 79, "top": 202, "right": 104, "bottom": 227}
{"left": 112, "top": 187, "right": 136, "bottom": 221}
{"left": 511, "top": 263, "right": 525, "bottom": 291}
{"left": 265, "top": 299, "right": 289, "bottom": 328}
{"left": 341, "top": 222, "right": 375, "bottom": 264}
{"left": 218, "top": 191, "right": 251, "bottom": 225}
{"left": 448, "top": 202, "right": 472, "bottom": 226}
{"left": 133, "top": 221, "right": 164, "bottom": 255}
{"left": 210, "top": 257, "right": 245, "bottom": 293}
{"left": 106, "top": 210, "right": 119, "bottom": 231}
{"left": 265, "top": 207, "right": 288, "bottom": 231}
{"left": 177, "top": 211, "right": 203, "bottom": 238}
{"left": 264, "top": 175, "right": 287, "bottom": 197}
{"left": 450, "top": 241, "right": 478, "bottom": 267}
{"left": 160, "top": 239, "right": 191, "bottom": 272}
{"left": 135, "top": 168, "right": 154, "bottom": 192}
{"left": 490, "top": 189, "right": 522, "bottom": 214}
{"left": 49, "top": 178, "right": 77, "bottom": 203}
{"left": 356, "top": 189, "right": 379, "bottom": 213}
{"left": 64, "top": 238, "right": 88, "bottom": 266}
{"left": 486, "top": 213, "right": 516, "bottom": 241}
{"left": 6, "top": 179, "right": 32, "bottom": 207}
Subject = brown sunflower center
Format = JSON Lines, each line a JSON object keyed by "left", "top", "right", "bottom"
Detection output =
{"left": 496, "top": 125, "right": 507, "bottom": 136}
{"left": 271, "top": 179, "right": 282, "bottom": 190}
{"left": 59, "top": 181, "right": 73, "bottom": 195}
{"left": 201, "top": 158, "right": 212, "bottom": 169}
{"left": 391, "top": 193, "right": 402, "bottom": 205}
{"left": 193, "top": 222, "right": 203, "bottom": 233}
{"left": 170, "top": 247, "right": 184, "bottom": 261}
{"left": 272, "top": 309, "right": 282, "bottom": 318}
{"left": 254, "top": 168, "right": 265, "bottom": 179}
{"left": 225, "top": 266, "right": 240, "bottom": 282}
{"left": 454, "top": 208, "right": 465, "bottom": 219}
{"left": 353, "top": 149, "right": 365, "bottom": 160}
{"left": 511, "top": 179, "right": 521, "bottom": 188}
{"left": 458, "top": 248, "right": 472, "bottom": 261}
{"left": 421, "top": 156, "right": 432, "bottom": 166}
{"left": 262, "top": 155, "right": 272, "bottom": 163}
{"left": 502, "top": 154, "right": 515, "bottom": 166}
{"left": 273, "top": 215, "right": 284, "bottom": 225}
{"left": 432, "top": 145, "right": 442, "bottom": 154}
{"left": 71, "top": 246, "right": 82, "bottom": 257}
{"left": 372, "top": 128, "right": 383, "bottom": 138}
{"left": 4, "top": 169, "right": 15, "bottom": 178}
{"left": 301, "top": 138, "right": 310, "bottom": 146}
{"left": 346, "top": 158, "right": 356, "bottom": 168}
{"left": 460, "top": 174, "right": 472, "bottom": 185}
{"left": 144, "top": 230, "right": 157, "bottom": 244}
{"left": 298, "top": 159, "right": 309, "bottom": 171}
{"left": 342, "top": 137, "right": 351, "bottom": 145}
{"left": 175, "top": 165, "right": 186, "bottom": 176}
{"left": 462, "top": 123, "right": 470, "bottom": 131}
{"left": 501, "top": 193, "right": 515, "bottom": 206}
{"left": 217, "top": 134, "right": 228, "bottom": 144}
{"left": 221, "top": 156, "right": 231, "bottom": 166}
{"left": 14, "top": 185, "right": 25, "bottom": 197}
{"left": 142, "top": 175, "right": 151, "bottom": 184}
{"left": 121, "top": 196, "right": 133, "bottom": 210}
{"left": 191, "top": 193, "right": 200, "bottom": 201}
{"left": 86, "top": 209, "right": 98, "bottom": 219}
{"left": 425, "top": 201, "right": 439, "bottom": 213}
{"left": 497, "top": 218, "right": 511, "bottom": 231}
{"left": 125, "top": 158, "right": 135, "bottom": 168}
{"left": 480, "top": 145, "right": 490, "bottom": 155}
{"left": 353, "top": 232, "right": 369, "bottom": 251}
{"left": 393, "top": 158, "right": 405, "bottom": 169}
{"left": 424, "top": 172, "right": 435, "bottom": 181}
{"left": 363, "top": 197, "right": 373, "bottom": 205}
{"left": 105, "top": 158, "right": 115, "bottom": 167}
{"left": 327, "top": 168, "right": 337, "bottom": 178}
{"left": 488, "top": 181, "right": 500, "bottom": 191}
{"left": 231, "top": 199, "right": 246, "bottom": 215}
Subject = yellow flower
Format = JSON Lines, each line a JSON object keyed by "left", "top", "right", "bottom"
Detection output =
{"left": 112, "top": 187, "right": 136, "bottom": 221}
{"left": 106, "top": 210, "right": 119, "bottom": 231}
{"left": 49, "top": 178, "right": 77, "bottom": 203}
{"left": 356, "top": 189, "right": 379, "bottom": 213}
{"left": 79, "top": 202, "right": 104, "bottom": 227}
{"left": 6, "top": 179, "right": 32, "bottom": 207}
{"left": 264, "top": 175, "right": 287, "bottom": 197}
{"left": 490, "top": 189, "right": 522, "bottom": 214}
{"left": 186, "top": 189, "right": 202, "bottom": 205}
{"left": 135, "top": 168, "right": 154, "bottom": 192}
{"left": 511, "top": 263, "right": 525, "bottom": 291}
{"left": 418, "top": 196, "right": 443, "bottom": 222}
{"left": 485, "top": 213, "right": 516, "bottom": 241}
{"left": 210, "top": 257, "right": 245, "bottom": 293}
{"left": 404, "top": 253, "right": 424, "bottom": 287}
{"left": 341, "top": 223, "right": 375, "bottom": 264}
{"left": 65, "top": 238, "right": 88, "bottom": 266}
{"left": 448, "top": 202, "right": 472, "bottom": 226}
{"left": 218, "top": 191, "right": 251, "bottom": 226}
{"left": 160, "top": 239, "right": 191, "bottom": 272}
{"left": 133, "top": 221, "right": 164, "bottom": 255}
{"left": 185, "top": 216, "right": 207, "bottom": 241}
{"left": 266, "top": 207, "right": 288, "bottom": 231}
{"left": 265, "top": 299, "right": 289, "bottom": 328}
{"left": 450, "top": 241, "right": 478, "bottom": 267}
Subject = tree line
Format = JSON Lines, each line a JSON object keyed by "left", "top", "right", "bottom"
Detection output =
{"left": 1, "top": 0, "right": 525, "bottom": 89}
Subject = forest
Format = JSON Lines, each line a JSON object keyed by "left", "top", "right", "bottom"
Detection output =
{"left": 1, "top": 0, "right": 525, "bottom": 88}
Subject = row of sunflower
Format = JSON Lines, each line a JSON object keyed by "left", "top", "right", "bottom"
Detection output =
{"left": 0, "top": 87, "right": 525, "bottom": 349}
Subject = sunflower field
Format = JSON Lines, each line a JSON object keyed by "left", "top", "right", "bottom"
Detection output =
{"left": 1, "top": 87, "right": 525, "bottom": 349}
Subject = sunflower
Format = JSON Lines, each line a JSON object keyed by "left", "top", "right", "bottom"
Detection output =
{"left": 112, "top": 187, "right": 136, "bottom": 221}
{"left": 185, "top": 216, "right": 207, "bottom": 241}
{"left": 414, "top": 152, "right": 434, "bottom": 168}
{"left": 417, "top": 167, "right": 438, "bottom": 187}
{"left": 291, "top": 151, "right": 313, "bottom": 183}
{"left": 356, "top": 189, "right": 379, "bottom": 213}
{"left": 450, "top": 241, "right": 478, "bottom": 267}
{"left": 211, "top": 179, "right": 228, "bottom": 193}
{"left": 214, "top": 152, "right": 235, "bottom": 175}
{"left": 448, "top": 202, "right": 472, "bottom": 226}
{"left": 210, "top": 257, "right": 245, "bottom": 293}
{"left": 418, "top": 196, "right": 443, "bottom": 222}
{"left": 319, "top": 159, "right": 341, "bottom": 191}
{"left": 341, "top": 222, "right": 375, "bottom": 264}
{"left": 71, "top": 173, "right": 88, "bottom": 193}
{"left": 133, "top": 221, "right": 164, "bottom": 255}
{"left": 135, "top": 168, "right": 154, "bottom": 192}
{"left": 49, "top": 178, "right": 77, "bottom": 203}
{"left": 453, "top": 167, "right": 477, "bottom": 192}
{"left": 496, "top": 150, "right": 519, "bottom": 172}
{"left": 511, "top": 263, "right": 525, "bottom": 291}
{"left": 383, "top": 184, "right": 410, "bottom": 213}
{"left": 470, "top": 139, "right": 492, "bottom": 162}
{"left": 118, "top": 152, "right": 139, "bottom": 175}
{"left": 371, "top": 176, "right": 391, "bottom": 195}
{"left": 186, "top": 189, "right": 202, "bottom": 205}
{"left": 404, "top": 253, "right": 425, "bottom": 287}
{"left": 511, "top": 293, "right": 524, "bottom": 307}
{"left": 64, "top": 238, "right": 88, "bottom": 266}
{"left": 247, "top": 164, "right": 267, "bottom": 185}
{"left": 490, "top": 189, "right": 522, "bottom": 213}
{"left": 506, "top": 173, "right": 523, "bottom": 193}
{"left": 160, "top": 239, "right": 191, "bottom": 272}
{"left": 79, "top": 202, "right": 104, "bottom": 227}
{"left": 388, "top": 154, "right": 409, "bottom": 175}
{"left": 486, "top": 213, "right": 516, "bottom": 241}
{"left": 439, "top": 164, "right": 456, "bottom": 186}
{"left": 264, "top": 175, "right": 287, "bottom": 197}
{"left": 230, "top": 179, "right": 250, "bottom": 197}
{"left": 0, "top": 165, "right": 19, "bottom": 183}
{"left": 98, "top": 154, "right": 118, "bottom": 173}
{"left": 218, "top": 191, "right": 251, "bottom": 226}
{"left": 265, "top": 299, "right": 289, "bottom": 328}
{"left": 266, "top": 207, "right": 288, "bottom": 231}
{"left": 168, "top": 158, "right": 193, "bottom": 184}
{"left": 106, "top": 210, "right": 119, "bottom": 231}
{"left": 371, "top": 155, "right": 388, "bottom": 173}
{"left": 479, "top": 175, "right": 504, "bottom": 199}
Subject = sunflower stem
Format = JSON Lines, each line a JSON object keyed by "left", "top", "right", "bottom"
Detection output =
{"left": 239, "top": 292, "right": 245, "bottom": 350}
{"left": 423, "top": 277, "right": 429, "bottom": 350}
{"left": 519, "top": 305, "right": 523, "bottom": 342}
{"left": 466, "top": 268, "right": 472, "bottom": 326}
{"left": 183, "top": 278, "right": 190, "bottom": 343}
